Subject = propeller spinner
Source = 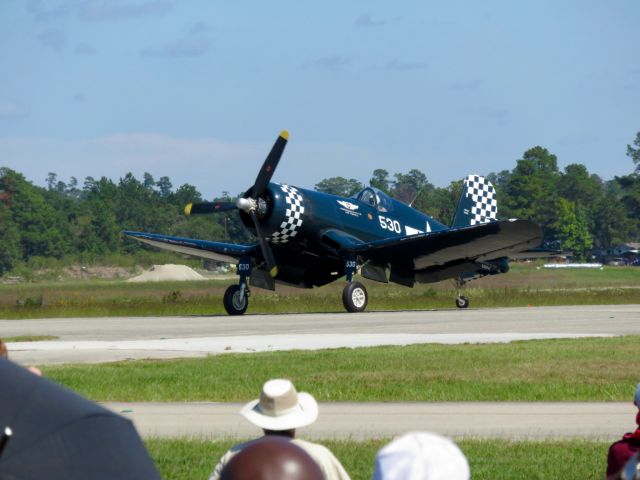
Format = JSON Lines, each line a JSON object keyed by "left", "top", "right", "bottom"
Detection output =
{"left": 184, "top": 130, "right": 289, "bottom": 279}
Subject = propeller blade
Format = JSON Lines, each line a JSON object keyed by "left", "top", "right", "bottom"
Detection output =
{"left": 249, "top": 211, "right": 278, "bottom": 278}
{"left": 252, "top": 130, "right": 288, "bottom": 197}
{"left": 184, "top": 202, "right": 237, "bottom": 216}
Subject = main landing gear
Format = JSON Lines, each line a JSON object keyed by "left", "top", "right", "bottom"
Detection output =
{"left": 222, "top": 256, "right": 370, "bottom": 315}
{"left": 455, "top": 295, "right": 469, "bottom": 309}
{"left": 342, "top": 257, "right": 368, "bottom": 313}
{"left": 454, "top": 277, "right": 469, "bottom": 309}
{"left": 223, "top": 284, "right": 249, "bottom": 315}
{"left": 342, "top": 281, "right": 368, "bottom": 313}
{"left": 223, "top": 257, "right": 252, "bottom": 315}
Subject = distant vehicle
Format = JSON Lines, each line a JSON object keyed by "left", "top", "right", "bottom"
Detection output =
{"left": 125, "top": 131, "right": 544, "bottom": 315}
{"left": 606, "top": 258, "right": 627, "bottom": 266}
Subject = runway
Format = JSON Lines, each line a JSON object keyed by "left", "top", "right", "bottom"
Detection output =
{"left": 3, "top": 304, "right": 639, "bottom": 365}
{"left": 3, "top": 305, "right": 639, "bottom": 440}
{"left": 103, "top": 401, "right": 637, "bottom": 440}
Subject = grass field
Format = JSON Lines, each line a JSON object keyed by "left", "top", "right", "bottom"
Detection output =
{"left": 146, "top": 437, "right": 611, "bottom": 480}
{"left": 1, "top": 335, "right": 59, "bottom": 342}
{"left": 43, "top": 336, "right": 640, "bottom": 402}
{"left": 1, "top": 263, "right": 638, "bottom": 318}
{"left": 2, "top": 264, "right": 637, "bottom": 478}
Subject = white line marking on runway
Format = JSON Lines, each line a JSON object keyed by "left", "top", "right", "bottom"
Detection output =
{"left": 9, "top": 332, "right": 614, "bottom": 355}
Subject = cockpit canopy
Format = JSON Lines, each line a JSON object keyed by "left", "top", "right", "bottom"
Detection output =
{"left": 353, "top": 187, "right": 393, "bottom": 212}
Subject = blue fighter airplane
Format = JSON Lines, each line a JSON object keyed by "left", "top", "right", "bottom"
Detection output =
{"left": 124, "top": 130, "right": 544, "bottom": 315}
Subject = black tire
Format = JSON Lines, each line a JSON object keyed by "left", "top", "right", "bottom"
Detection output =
{"left": 455, "top": 296, "right": 469, "bottom": 309}
{"left": 342, "top": 281, "right": 368, "bottom": 313}
{"left": 223, "top": 285, "right": 248, "bottom": 315}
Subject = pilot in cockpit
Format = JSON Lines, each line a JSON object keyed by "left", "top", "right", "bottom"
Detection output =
{"left": 357, "top": 188, "right": 388, "bottom": 212}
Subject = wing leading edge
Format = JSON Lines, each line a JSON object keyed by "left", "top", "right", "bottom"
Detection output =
{"left": 122, "top": 231, "right": 259, "bottom": 264}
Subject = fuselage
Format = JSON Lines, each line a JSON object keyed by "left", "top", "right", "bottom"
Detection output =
{"left": 242, "top": 182, "right": 448, "bottom": 246}
{"left": 238, "top": 183, "right": 449, "bottom": 288}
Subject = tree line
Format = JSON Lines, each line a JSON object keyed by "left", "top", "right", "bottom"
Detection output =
{"left": 0, "top": 132, "right": 638, "bottom": 274}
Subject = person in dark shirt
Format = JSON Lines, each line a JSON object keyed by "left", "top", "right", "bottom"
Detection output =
{"left": 606, "top": 383, "right": 640, "bottom": 480}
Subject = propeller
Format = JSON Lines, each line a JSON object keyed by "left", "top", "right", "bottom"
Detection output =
{"left": 184, "top": 201, "right": 237, "bottom": 215}
{"left": 252, "top": 130, "right": 288, "bottom": 197}
{"left": 184, "top": 130, "right": 289, "bottom": 279}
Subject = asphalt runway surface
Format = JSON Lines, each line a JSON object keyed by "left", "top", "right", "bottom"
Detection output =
{"left": 4, "top": 304, "right": 639, "bottom": 365}
{"left": 3, "top": 305, "right": 639, "bottom": 440}
{"left": 103, "top": 401, "right": 637, "bottom": 441}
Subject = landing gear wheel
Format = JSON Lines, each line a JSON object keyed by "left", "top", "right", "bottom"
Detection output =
{"left": 342, "top": 281, "right": 368, "bottom": 313}
{"left": 223, "top": 284, "right": 248, "bottom": 315}
{"left": 455, "top": 296, "right": 469, "bottom": 309}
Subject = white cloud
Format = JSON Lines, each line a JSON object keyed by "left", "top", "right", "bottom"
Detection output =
{"left": 0, "top": 102, "right": 30, "bottom": 119}
{"left": 354, "top": 14, "right": 386, "bottom": 28}
{"left": 188, "top": 21, "right": 209, "bottom": 35}
{"left": 79, "top": 0, "right": 173, "bottom": 22}
{"left": 27, "top": 0, "right": 173, "bottom": 22}
{"left": 75, "top": 42, "right": 98, "bottom": 55}
{"left": 386, "top": 59, "right": 428, "bottom": 71}
{"left": 141, "top": 37, "right": 210, "bottom": 58}
{"left": 37, "top": 28, "right": 67, "bottom": 51}
{"left": 311, "top": 55, "right": 351, "bottom": 71}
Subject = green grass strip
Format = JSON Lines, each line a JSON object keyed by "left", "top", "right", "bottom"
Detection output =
{"left": 44, "top": 336, "right": 640, "bottom": 402}
{"left": 1, "top": 266, "right": 638, "bottom": 319}
{"left": 146, "top": 438, "right": 611, "bottom": 480}
{"left": 1, "top": 335, "right": 59, "bottom": 342}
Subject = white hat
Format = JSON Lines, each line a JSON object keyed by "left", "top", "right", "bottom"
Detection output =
{"left": 240, "top": 379, "right": 318, "bottom": 431}
{"left": 373, "top": 432, "right": 470, "bottom": 480}
{"left": 634, "top": 383, "right": 640, "bottom": 406}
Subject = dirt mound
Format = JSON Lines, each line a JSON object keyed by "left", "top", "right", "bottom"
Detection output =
{"left": 63, "top": 266, "right": 132, "bottom": 279}
{"left": 127, "top": 264, "right": 205, "bottom": 282}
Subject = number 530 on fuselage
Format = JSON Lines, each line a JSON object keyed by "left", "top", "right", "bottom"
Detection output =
{"left": 124, "top": 130, "right": 544, "bottom": 315}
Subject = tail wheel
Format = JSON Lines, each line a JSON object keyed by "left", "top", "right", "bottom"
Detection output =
{"left": 455, "top": 296, "right": 469, "bottom": 309}
{"left": 223, "top": 285, "right": 248, "bottom": 315}
{"left": 342, "top": 281, "right": 368, "bottom": 313}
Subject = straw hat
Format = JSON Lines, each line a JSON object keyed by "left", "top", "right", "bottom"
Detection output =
{"left": 240, "top": 379, "right": 318, "bottom": 431}
{"left": 373, "top": 432, "right": 470, "bottom": 480}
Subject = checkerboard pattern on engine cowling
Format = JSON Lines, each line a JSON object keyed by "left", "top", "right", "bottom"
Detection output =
{"left": 270, "top": 185, "right": 305, "bottom": 244}
{"left": 465, "top": 175, "right": 497, "bottom": 225}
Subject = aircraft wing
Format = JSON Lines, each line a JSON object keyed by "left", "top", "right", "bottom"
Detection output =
{"left": 349, "top": 219, "right": 542, "bottom": 270}
{"left": 122, "top": 231, "right": 259, "bottom": 264}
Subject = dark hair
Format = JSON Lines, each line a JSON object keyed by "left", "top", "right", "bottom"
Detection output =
{"left": 221, "top": 436, "right": 322, "bottom": 480}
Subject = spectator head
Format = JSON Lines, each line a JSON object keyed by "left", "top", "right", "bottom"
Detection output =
{"left": 220, "top": 436, "right": 323, "bottom": 480}
{"left": 373, "top": 432, "right": 470, "bottom": 480}
{"left": 0, "top": 340, "right": 7, "bottom": 359}
{"left": 240, "top": 379, "right": 318, "bottom": 431}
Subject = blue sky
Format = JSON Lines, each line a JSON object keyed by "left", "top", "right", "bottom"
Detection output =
{"left": 1, "top": 0, "right": 638, "bottom": 198}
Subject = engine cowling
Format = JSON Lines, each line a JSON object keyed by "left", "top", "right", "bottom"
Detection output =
{"left": 239, "top": 183, "right": 306, "bottom": 245}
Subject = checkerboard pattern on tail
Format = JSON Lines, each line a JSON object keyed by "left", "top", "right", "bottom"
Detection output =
{"left": 271, "top": 185, "right": 305, "bottom": 244}
{"left": 451, "top": 174, "right": 498, "bottom": 228}
{"left": 465, "top": 174, "right": 497, "bottom": 225}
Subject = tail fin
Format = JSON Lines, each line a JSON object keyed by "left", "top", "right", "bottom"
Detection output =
{"left": 452, "top": 174, "right": 498, "bottom": 227}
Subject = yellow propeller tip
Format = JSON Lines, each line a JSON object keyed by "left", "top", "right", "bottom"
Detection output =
{"left": 270, "top": 266, "right": 279, "bottom": 277}
{"left": 184, "top": 203, "right": 192, "bottom": 216}
{"left": 279, "top": 130, "right": 289, "bottom": 140}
